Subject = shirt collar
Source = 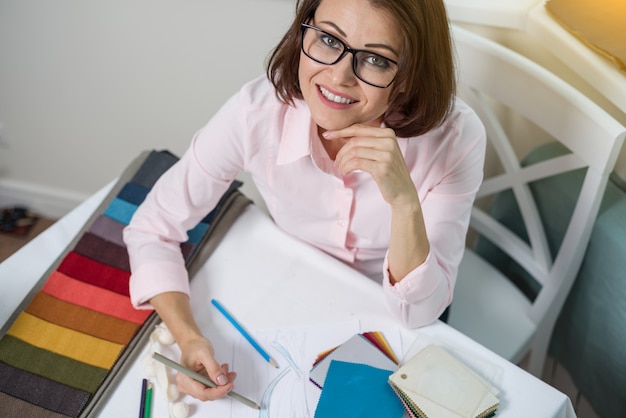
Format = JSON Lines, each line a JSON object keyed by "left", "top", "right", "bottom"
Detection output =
{"left": 276, "top": 99, "right": 315, "bottom": 165}
{"left": 276, "top": 102, "right": 410, "bottom": 165}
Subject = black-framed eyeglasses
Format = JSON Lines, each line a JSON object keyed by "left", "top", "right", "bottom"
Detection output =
{"left": 300, "top": 23, "right": 398, "bottom": 89}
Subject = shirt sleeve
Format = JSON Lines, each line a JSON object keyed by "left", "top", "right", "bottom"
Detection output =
{"left": 124, "top": 92, "right": 247, "bottom": 309}
{"left": 381, "top": 104, "right": 486, "bottom": 328}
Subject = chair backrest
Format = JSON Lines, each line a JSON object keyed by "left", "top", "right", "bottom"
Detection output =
{"left": 451, "top": 25, "right": 625, "bottom": 338}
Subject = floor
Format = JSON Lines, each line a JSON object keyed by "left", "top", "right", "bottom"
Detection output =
{"left": 0, "top": 216, "right": 57, "bottom": 263}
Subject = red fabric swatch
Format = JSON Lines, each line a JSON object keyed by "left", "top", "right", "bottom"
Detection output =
{"left": 57, "top": 251, "right": 130, "bottom": 296}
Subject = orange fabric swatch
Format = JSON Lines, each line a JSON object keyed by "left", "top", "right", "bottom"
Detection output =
{"left": 25, "top": 292, "right": 138, "bottom": 345}
{"left": 41, "top": 270, "right": 151, "bottom": 324}
{"left": 7, "top": 312, "right": 123, "bottom": 369}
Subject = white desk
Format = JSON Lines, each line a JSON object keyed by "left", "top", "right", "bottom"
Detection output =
{"left": 0, "top": 183, "right": 576, "bottom": 417}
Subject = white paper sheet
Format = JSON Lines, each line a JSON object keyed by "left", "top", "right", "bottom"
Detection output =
{"left": 151, "top": 320, "right": 403, "bottom": 418}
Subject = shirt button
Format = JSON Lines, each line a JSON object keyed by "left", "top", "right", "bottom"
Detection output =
{"left": 338, "top": 220, "right": 346, "bottom": 228}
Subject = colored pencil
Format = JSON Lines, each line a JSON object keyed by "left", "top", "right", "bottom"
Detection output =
{"left": 152, "top": 352, "right": 260, "bottom": 410}
{"left": 139, "top": 378, "right": 148, "bottom": 418}
{"left": 143, "top": 381, "right": 153, "bottom": 418}
{"left": 210, "top": 298, "right": 279, "bottom": 368}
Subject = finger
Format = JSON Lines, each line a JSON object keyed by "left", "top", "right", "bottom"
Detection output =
{"left": 324, "top": 124, "right": 393, "bottom": 140}
{"left": 335, "top": 147, "right": 380, "bottom": 174}
{"left": 335, "top": 138, "right": 398, "bottom": 175}
{"left": 334, "top": 131, "right": 397, "bottom": 160}
{"left": 176, "top": 371, "right": 234, "bottom": 401}
{"left": 192, "top": 350, "right": 229, "bottom": 387}
{"left": 220, "top": 363, "right": 238, "bottom": 383}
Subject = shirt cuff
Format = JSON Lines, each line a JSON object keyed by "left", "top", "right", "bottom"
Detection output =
{"left": 129, "top": 261, "right": 190, "bottom": 309}
{"left": 382, "top": 250, "right": 440, "bottom": 303}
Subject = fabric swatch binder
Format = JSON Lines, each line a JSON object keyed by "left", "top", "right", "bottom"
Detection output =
{"left": 388, "top": 344, "right": 500, "bottom": 418}
{"left": 0, "top": 150, "right": 251, "bottom": 417}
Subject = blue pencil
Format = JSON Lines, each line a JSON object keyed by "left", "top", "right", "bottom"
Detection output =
{"left": 211, "top": 299, "right": 279, "bottom": 368}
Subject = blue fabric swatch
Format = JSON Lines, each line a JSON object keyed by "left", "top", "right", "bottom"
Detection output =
{"left": 187, "top": 221, "right": 209, "bottom": 245}
{"left": 103, "top": 197, "right": 137, "bottom": 225}
{"left": 117, "top": 182, "right": 150, "bottom": 206}
{"left": 313, "top": 360, "right": 404, "bottom": 418}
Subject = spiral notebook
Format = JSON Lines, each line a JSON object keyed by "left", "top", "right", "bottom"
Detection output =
{"left": 388, "top": 344, "right": 500, "bottom": 418}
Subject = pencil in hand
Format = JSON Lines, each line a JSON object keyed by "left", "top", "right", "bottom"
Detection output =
{"left": 151, "top": 352, "right": 260, "bottom": 410}
{"left": 211, "top": 298, "right": 279, "bottom": 368}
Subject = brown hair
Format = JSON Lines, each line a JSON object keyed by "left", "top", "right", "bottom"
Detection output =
{"left": 266, "top": 0, "right": 456, "bottom": 138}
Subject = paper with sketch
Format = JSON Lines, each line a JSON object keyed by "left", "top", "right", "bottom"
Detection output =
{"left": 155, "top": 321, "right": 402, "bottom": 418}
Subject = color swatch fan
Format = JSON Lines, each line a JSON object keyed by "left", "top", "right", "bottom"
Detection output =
{"left": 310, "top": 332, "right": 405, "bottom": 418}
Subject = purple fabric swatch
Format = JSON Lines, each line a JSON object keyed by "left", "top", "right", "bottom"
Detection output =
{"left": 73, "top": 232, "right": 130, "bottom": 272}
{"left": 87, "top": 215, "right": 126, "bottom": 247}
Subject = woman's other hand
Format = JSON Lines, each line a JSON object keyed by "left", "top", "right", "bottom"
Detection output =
{"left": 328, "top": 124, "right": 419, "bottom": 208}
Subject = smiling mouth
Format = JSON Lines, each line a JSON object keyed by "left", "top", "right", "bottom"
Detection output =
{"left": 319, "top": 86, "right": 357, "bottom": 104}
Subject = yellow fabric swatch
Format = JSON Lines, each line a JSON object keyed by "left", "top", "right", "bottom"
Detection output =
{"left": 6, "top": 312, "right": 123, "bottom": 369}
{"left": 369, "top": 331, "right": 400, "bottom": 364}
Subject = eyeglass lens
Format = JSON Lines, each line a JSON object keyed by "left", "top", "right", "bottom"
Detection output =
{"left": 301, "top": 25, "right": 397, "bottom": 88}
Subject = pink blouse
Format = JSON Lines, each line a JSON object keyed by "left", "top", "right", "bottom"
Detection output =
{"left": 123, "top": 75, "right": 485, "bottom": 328}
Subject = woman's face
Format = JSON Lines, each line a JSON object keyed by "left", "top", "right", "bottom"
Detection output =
{"left": 298, "top": 0, "right": 402, "bottom": 133}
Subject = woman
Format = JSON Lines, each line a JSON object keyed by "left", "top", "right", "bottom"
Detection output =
{"left": 124, "top": 0, "right": 485, "bottom": 401}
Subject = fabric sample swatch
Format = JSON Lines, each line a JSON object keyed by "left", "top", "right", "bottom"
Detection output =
{"left": 310, "top": 333, "right": 398, "bottom": 389}
{"left": 102, "top": 197, "right": 138, "bottom": 225}
{"left": 56, "top": 251, "right": 130, "bottom": 296}
{"left": 7, "top": 313, "right": 123, "bottom": 369}
{"left": 73, "top": 232, "right": 131, "bottom": 272}
{"left": 0, "top": 391, "right": 76, "bottom": 418}
{"left": 0, "top": 336, "right": 108, "bottom": 393}
{"left": 130, "top": 150, "right": 179, "bottom": 187}
{"left": 116, "top": 182, "right": 150, "bottom": 206}
{"left": 0, "top": 361, "right": 90, "bottom": 417}
{"left": 313, "top": 360, "right": 404, "bottom": 418}
{"left": 41, "top": 271, "right": 150, "bottom": 324}
{"left": 25, "top": 292, "right": 138, "bottom": 345}
{"left": 87, "top": 215, "right": 127, "bottom": 247}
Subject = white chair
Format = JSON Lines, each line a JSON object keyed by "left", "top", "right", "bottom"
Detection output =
{"left": 447, "top": 25, "right": 626, "bottom": 377}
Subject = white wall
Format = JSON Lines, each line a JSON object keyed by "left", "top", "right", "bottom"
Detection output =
{"left": 0, "top": 0, "right": 294, "bottom": 216}
{"left": 2, "top": 1, "right": 625, "bottom": 218}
